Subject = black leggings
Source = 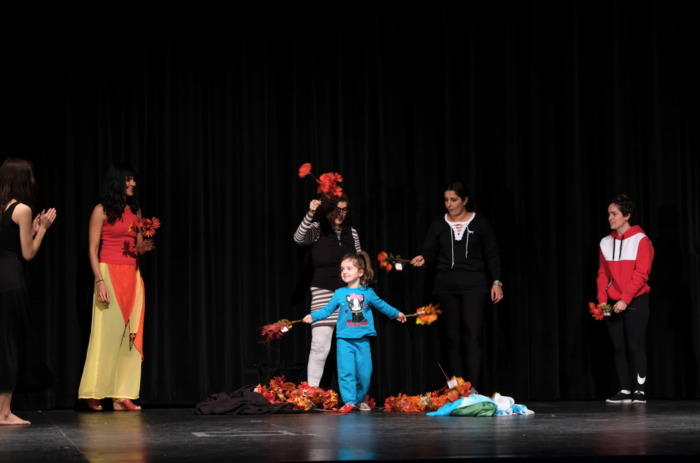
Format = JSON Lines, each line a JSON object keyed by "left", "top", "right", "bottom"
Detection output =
{"left": 436, "top": 292, "right": 490, "bottom": 390}
{"left": 605, "top": 293, "right": 649, "bottom": 392}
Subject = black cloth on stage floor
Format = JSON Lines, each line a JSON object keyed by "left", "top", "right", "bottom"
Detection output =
{"left": 0, "top": 202, "right": 57, "bottom": 393}
{"left": 195, "top": 385, "right": 302, "bottom": 415}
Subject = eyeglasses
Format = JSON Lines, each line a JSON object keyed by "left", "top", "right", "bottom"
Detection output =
{"left": 334, "top": 207, "right": 349, "bottom": 214}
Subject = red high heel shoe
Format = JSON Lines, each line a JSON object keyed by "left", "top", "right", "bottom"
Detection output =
{"left": 86, "top": 399, "right": 103, "bottom": 411}
{"left": 112, "top": 399, "right": 141, "bottom": 412}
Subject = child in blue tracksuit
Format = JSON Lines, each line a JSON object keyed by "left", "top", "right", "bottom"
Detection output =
{"left": 303, "top": 251, "right": 406, "bottom": 413}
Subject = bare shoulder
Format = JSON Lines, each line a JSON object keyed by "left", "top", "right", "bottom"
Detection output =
{"left": 91, "top": 204, "right": 107, "bottom": 222}
{"left": 11, "top": 203, "right": 32, "bottom": 223}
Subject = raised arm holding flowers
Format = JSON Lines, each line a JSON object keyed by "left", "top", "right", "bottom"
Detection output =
{"left": 294, "top": 163, "right": 360, "bottom": 389}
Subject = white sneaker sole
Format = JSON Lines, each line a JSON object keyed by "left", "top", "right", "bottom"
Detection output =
{"left": 632, "top": 400, "right": 646, "bottom": 404}
{"left": 606, "top": 399, "right": 632, "bottom": 404}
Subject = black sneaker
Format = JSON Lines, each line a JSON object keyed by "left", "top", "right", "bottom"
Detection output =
{"left": 632, "top": 392, "right": 646, "bottom": 404}
{"left": 606, "top": 391, "right": 632, "bottom": 404}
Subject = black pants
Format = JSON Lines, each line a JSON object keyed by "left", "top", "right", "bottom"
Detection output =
{"left": 436, "top": 291, "right": 490, "bottom": 390}
{"left": 605, "top": 293, "right": 649, "bottom": 392}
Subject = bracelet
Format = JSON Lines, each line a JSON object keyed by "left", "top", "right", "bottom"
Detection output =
{"left": 95, "top": 279, "right": 104, "bottom": 284}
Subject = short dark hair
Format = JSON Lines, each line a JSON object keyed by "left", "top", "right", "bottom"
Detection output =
{"left": 610, "top": 194, "right": 636, "bottom": 221}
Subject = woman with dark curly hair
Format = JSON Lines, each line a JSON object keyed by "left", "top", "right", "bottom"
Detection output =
{"left": 411, "top": 182, "right": 503, "bottom": 394}
{"left": 597, "top": 195, "right": 654, "bottom": 404}
{"left": 294, "top": 194, "right": 361, "bottom": 387}
{"left": 78, "top": 163, "right": 155, "bottom": 412}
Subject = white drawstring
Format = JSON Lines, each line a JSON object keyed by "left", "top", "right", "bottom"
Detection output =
{"left": 465, "top": 226, "right": 471, "bottom": 258}
{"left": 450, "top": 228, "right": 455, "bottom": 268}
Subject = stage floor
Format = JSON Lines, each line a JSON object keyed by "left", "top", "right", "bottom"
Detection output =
{"left": 1, "top": 401, "right": 699, "bottom": 462}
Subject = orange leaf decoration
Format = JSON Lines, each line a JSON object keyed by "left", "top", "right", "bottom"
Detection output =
{"left": 384, "top": 395, "right": 403, "bottom": 412}
{"left": 445, "top": 389, "right": 461, "bottom": 403}
{"left": 298, "top": 163, "right": 313, "bottom": 178}
{"left": 413, "top": 304, "right": 442, "bottom": 325}
{"left": 365, "top": 395, "right": 376, "bottom": 409}
{"left": 255, "top": 376, "right": 341, "bottom": 410}
{"left": 430, "top": 394, "right": 450, "bottom": 409}
{"left": 323, "top": 390, "right": 339, "bottom": 410}
{"left": 401, "top": 395, "right": 426, "bottom": 412}
{"left": 286, "top": 389, "right": 314, "bottom": 410}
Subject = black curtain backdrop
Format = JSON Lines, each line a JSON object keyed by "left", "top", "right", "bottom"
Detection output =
{"left": 6, "top": 1, "right": 698, "bottom": 409}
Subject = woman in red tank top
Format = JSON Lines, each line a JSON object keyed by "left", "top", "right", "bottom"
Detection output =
{"left": 78, "top": 163, "right": 155, "bottom": 411}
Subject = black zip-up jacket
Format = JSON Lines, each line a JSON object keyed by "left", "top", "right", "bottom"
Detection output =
{"left": 422, "top": 213, "right": 501, "bottom": 293}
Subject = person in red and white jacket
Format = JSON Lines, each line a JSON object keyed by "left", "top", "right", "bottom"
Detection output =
{"left": 597, "top": 194, "right": 654, "bottom": 405}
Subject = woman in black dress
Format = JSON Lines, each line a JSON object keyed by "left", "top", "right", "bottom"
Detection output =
{"left": 411, "top": 182, "right": 503, "bottom": 393}
{"left": 0, "top": 158, "right": 57, "bottom": 425}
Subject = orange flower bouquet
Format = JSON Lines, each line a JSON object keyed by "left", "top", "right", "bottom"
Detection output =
{"left": 378, "top": 251, "right": 412, "bottom": 272}
{"left": 128, "top": 217, "right": 161, "bottom": 238}
{"left": 298, "top": 163, "right": 343, "bottom": 200}
{"left": 405, "top": 304, "right": 442, "bottom": 325}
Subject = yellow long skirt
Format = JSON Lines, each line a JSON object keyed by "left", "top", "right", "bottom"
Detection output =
{"left": 78, "top": 263, "right": 145, "bottom": 400}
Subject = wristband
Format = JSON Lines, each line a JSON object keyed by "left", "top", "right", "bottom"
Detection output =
{"left": 96, "top": 279, "right": 104, "bottom": 284}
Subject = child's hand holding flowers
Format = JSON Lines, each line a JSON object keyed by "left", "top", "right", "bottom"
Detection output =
{"left": 396, "top": 312, "right": 406, "bottom": 323}
{"left": 303, "top": 314, "right": 314, "bottom": 324}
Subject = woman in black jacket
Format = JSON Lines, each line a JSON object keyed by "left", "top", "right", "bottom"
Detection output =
{"left": 411, "top": 182, "right": 502, "bottom": 393}
{"left": 294, "top": 194, "right": 361, "bottom": 387}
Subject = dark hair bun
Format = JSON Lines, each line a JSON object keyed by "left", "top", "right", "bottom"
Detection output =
{"left": 610, "top": 194, "right": 635, "bottom": 218}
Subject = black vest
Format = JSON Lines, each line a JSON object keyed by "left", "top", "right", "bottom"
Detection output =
{"left": 310, "top": 227, "right": 356, "bottom": 291}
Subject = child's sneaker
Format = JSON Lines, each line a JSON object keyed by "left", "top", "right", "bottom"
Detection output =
{"left": 358, "top": 402, "right": 372, "bottom": 412}
{"left": 632, "top": 392, "right": 646, "bottom": 404}
{"left": 338, "top": 403, "right": 356, "bottom": 413}
{"left": 606, "top": 391, "right": 632, "bottom": 404}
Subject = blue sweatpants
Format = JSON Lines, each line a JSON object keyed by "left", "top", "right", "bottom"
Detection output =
{"left": 337, "top": 337, "right": 372, "bottom": 406}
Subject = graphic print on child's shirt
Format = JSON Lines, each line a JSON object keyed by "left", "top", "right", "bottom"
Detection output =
{"left": 346, "top": 293, "right": 368, "bottom": 326}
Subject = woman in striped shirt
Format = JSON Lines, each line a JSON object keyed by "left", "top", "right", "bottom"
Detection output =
{"left": 294, "top": 194, "right": 361, "bottom": 387}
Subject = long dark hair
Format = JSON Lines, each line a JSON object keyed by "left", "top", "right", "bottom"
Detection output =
{"left": 98, "top": 163, "right": 139, "bottom": 225}
{"left": 0, "top": 158, "right": 36, "bottom": 234}
{"left": 318, "top": 193, "right": 353, "bottom": 235}
{"left": 445, "top": 181, "right": 474, "bottom": 212}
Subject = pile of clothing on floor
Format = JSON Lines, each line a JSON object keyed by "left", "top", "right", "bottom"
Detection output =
{"left": 427, "top": 393, "right": 534, "bottom": 417}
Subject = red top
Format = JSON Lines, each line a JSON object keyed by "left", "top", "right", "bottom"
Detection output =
{"left": 99, "top": 208, "right": 139, "bottom": 266}
{"left": 597, "top": 225, "right": 654, "bottom": 305}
